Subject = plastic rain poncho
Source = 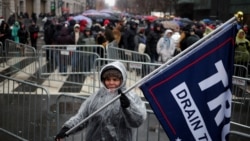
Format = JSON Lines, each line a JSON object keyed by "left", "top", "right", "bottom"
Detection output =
{"left": 156, "top": 30, "right": 176, "bottom": 63}
{"left": 63, "top": 61, "right": 147, "bottom": 141}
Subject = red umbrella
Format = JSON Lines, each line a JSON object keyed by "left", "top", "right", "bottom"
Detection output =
{"left": 144, "top": 15, "right": 157, "bottom": 22}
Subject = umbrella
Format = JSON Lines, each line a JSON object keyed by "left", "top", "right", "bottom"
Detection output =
{"left": 72, "top": 15, "right": 92, "bottom": 28}
{"left": 83, "top": 9, "right": 99, "bottom": 14}
{"left": 73, "top": 15, "right": 90, "bottom": 21}
{"left": 99, "top": 9, "right": 114, "bottom": 14}
{"left": 83, "top": 12, "right": 118, "bottom": 21}
{"left": 144, "top": 15, "right": 157, "bottom": 22}
{"left": 161, "top": 20, "right": 180, "bottom": 32}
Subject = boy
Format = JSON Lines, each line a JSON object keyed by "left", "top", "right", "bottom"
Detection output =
{"left": 55, "top": 61, "right": 147, "bottom": 141}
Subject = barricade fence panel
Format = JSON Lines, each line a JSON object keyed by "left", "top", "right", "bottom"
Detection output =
{"left": 230, "top": 64, "right": 250, "bottom": 141}
{"left": 106, "top": 46, "right": 151, "bottom": 63}
{"left": 0, "top": 41, "right": 5, "bottom": 67}
{"left": 232, "top": 64, "right": 248, "bottom": 104}
{"left": 39, "top": 46, "right": 101, "bottom": 95}
{"left": 92, "top": 58, "right": 161, "bottom": 96}
{"left": 54, "top": 94, "right": 169, "bottom": 141}
{"left": 4, "top": 39, "right": 38, "bottom": 77}
{"left": 0, "top": 127, "right": 29, "bottom": 141}
{"left": 0, "top": 74, "right": 51, "bottom": 141}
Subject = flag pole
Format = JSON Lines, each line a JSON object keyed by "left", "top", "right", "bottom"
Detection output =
{"left": 65, "top": 11, "right": 243, "bottom": 136}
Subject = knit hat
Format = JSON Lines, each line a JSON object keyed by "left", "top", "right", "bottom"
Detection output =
{"left": 101, "top": 68, "right": 122, "bottom": 81}
{"left": 74, "top": 24, "right": 80, "bottom": 28}
{"left": 103, "top": 19, "right": 110, "bottom": 26}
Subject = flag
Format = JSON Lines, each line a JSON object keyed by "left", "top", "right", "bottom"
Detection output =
{"left": 140, "top": 23, "right": 237, "bottom": 141}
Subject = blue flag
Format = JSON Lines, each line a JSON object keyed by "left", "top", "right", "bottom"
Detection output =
{"left": 140, "top": 23, "right": 237, "bottom": 141}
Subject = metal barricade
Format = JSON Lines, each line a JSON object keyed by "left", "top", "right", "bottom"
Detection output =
{"left": 38, "top": 46, "right": 101, "bottom": 95}
{"left": 0, "top": 74, "right": 51, "bottom": 141}
{"left": 0, "top": 41, "right": 4, "bottom": 67}
{"left": 232, "top": 64, "right": 248, "bottom": 104}
{"left": 4, "top": 39, "right": 38, "bottom": 77}
{"left": 230, "top": 64, "right": 250, "bottom": 141}
{"left": 92, "top": 58, "right": 161, "bottom": 96}
{"left": 234, "top": 51, "right": 249, "bottom": 75}
{"left": 106, "top": 46, "right": 151, "bottom": 62}
{"left": 55, "top": 94, "right": 169, "bottom": 141}
{"left": 0, "top": 128, "right": 29, "bottom": 141}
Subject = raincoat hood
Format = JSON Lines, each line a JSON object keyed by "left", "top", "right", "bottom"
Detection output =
{"left": 100, "top": 61, "right": 127, "bottom": 92}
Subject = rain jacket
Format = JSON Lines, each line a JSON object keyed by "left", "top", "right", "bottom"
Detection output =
{"left": 63, "top": 61, "right": 147, "bottom": 141}
{"left": 11, "top": 21, "right": 20, "bottom": 43}
{"left": 156, "top": 30, "right": 176, "bottom": 63}
{"left": 234, "top": 29, "right": 250, "bottom": 64}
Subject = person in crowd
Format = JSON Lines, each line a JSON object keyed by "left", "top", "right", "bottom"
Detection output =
{"left": 67, "top": 19, "right": 76, "bottom": 34}
{"left": 79, "top": 19, "right": 88, "bottom": 32}
{"left": 134, "top": 27, "right": 147, "bottom": 76}
{"left": 54, "top": 61, "right": 147, "bottom": 141}
{"left": 104, "top": 27, "right": 115, "bottom": 46}
{"left": 0, "top": 21, "right": 11, "bottom": 51}
{"left": 43, "top": 19, "right": 55, "bottom": 61}
{"left": 18, "top": 23, "right": 29, "bottom": 44}
{"left": 103, "top": 19, "right": 111, "bottom": 29}
{"left": 7, "top": 14, "right": 15, "bottom": 26}
{"left": 71, "top": 24, "right": 85, "bottom": 45}
{"left": 70, "top": 24, "right": 86, "bottom": 72}
{"left": 179, "top": 24, "right": 200, "bottom": 51}
{"left": 192, "top": 22, "right": 205, "bottom": 39}
{"left": 171, "top": 27, "right": 181, "bottom": 51}
{"left": 243, "top": 24, "right": 250, "bottom": 41}
{"left": 94, "top": 29, "right": 107, "bottom": 62}
{"left": 53, "top": 23, "right": 63, "bottom": 44}
{"left": 18, "top": 22, "right": 29, "bottom": 56}
{"left": 134, "top": 27, "right": 146, "bottom": 53}
{"left": 31, "top": 12, "right": 37, "bottom": 24}
{"left": 145, "top": 22, "right": 163, "bottom": 63}
{"left": 83, "top": 27, "right": 97, "bottom": 71}
{"left": 11, "top": 21, "right": 20, "bottom": 43}
{"left": 112, "top": 21, "right": 123, "bottom": 47}
{"left": 156, "top": 29, "right": 176, "bottom": 63}
{"left": 234, "top": 29, "right": 250, "bottom": 75}
{"left": 55, "top": 26, "right": 74, "bottom": 73}
{"left": 123, "top": 19, "right": 139, "bottom": 51}
{"left": 82, "top": 27, "right": 95, "bottom": 44}
{"left": 28, "top": 20, "right": 39, "bottom": 49}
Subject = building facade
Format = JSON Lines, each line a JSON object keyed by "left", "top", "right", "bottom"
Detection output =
{"left": 0, "top": 0, "right": 86, "bottom": 21}
{"left": 176, "top": 0, "right": 250, "bottom": 24}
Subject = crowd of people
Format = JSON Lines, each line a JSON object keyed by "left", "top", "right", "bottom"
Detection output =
{"left": 0, "top": 13, "right": 40, "bottom": 52}
{"left": 1, "top": 12, "right": 250, "bottom": 65}
{"left": 40, "top": 15, "right": 211, "bottom": 64}
{"left": 0, "top": 12, "right": 250, "bottom": 141}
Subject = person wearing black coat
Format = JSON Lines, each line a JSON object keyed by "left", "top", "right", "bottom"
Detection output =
{"left": 0, "top": 21, "right": 11, "bottom": 51}
{"left": 28, "top": 20, "right": 39, "bottom": 49}
{"left": 123, "top": 20, "right": 138, "bottom": 51}
{"left": 145, "top": 22, "right": 163, "bottom": 63}
{"left": 55, "top": 26, "right": 74, "bottom": 73}
{"left": 44, "top": 20, "right": 55, "bottom": 61}
{"left": 18, "top": 22, "right": 29, "bottom": 56}
{"left": 18, "top": 22, "right": 29, "bottom": 44}
{"left": 179, "top": 25, "right": 200, "bottom": 51}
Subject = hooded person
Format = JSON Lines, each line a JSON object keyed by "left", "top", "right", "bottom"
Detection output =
{"left": 156, "top": 29, "right": 176, "bottom": 63}
{"left": 55, "top": 61, "right": 147, "bottom": 141}
{"left": 11, "top": 21, "right": 20, "bottom": 43}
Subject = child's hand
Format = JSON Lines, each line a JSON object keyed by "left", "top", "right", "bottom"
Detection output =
{"left": 55, "top": 126, "right": 70, "bottom": 140}
{"left": 118, "top": 90, "right": 130, "bottom": 108}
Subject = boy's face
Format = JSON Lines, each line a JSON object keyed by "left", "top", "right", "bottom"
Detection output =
{"left": 104, "top": 76, "right": 121, "bottom": 90}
